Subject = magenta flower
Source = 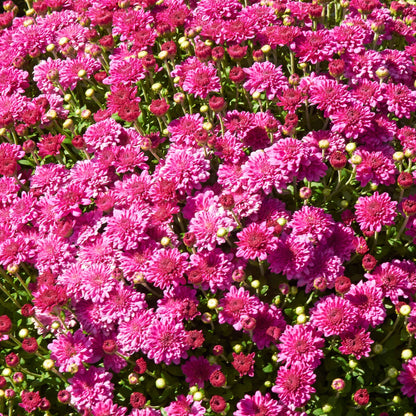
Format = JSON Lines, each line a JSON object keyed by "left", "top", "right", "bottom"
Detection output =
{"left": 243, "top": 61, "right": 288, "bottom": 100}
{"left": 182, "top": 64, "right": 220, "bottom": 99}
{"left": 236, "top": 222, "right": 278, "bottom": 261}
{"left": 272, "top": 362, "right": 316, "bottom": 407}
{"left": 48, "top": 329, "right": 94, "bottom": 373}
{"left": 355, "top": 191, "right": 397, "bottom": 232}
{"left": 310, "top": 295, "right": 358, "bottom": 337}
{"left": 234, "top": 391, "right": 282, "bottom": 416}
{"left": 399, "top": 356, "right": 416, "bottom": 402}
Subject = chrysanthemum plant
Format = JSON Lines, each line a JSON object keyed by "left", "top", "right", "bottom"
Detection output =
{"left": 1, "top": 0, "right": 416, "bottom": 415}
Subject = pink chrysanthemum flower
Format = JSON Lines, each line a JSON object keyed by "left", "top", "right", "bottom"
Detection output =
{"left": 59, "top": 55, "right": 101, "bottom": 90}
{"left": 398, "top": 356, "right": 416, "bottom": 402}
{"left": 272, "top": 362, "right": 316, "bottom": 408}
{"left": 35, "top": 234, "right": 75, "bottom": 274}
{"left": 0, "top": 235, "right": 33, "bottom": 268}
{"left": 188, "top": 205, "right": 235, "bottom": 251}
{"left": 48, "top": 329, "right": 94, "bottom": 373}
{"left": 91, "top": 399, "right": 127, "bottom": 416}
{"left": 234, "top": 391, "right": 282, "bottom": 416}
{"left": 241, "top": 148, "right": 285, "bottom": 194}
{"left": 157, "top": 146, "right": 210, "bottom": 196}
{"left": 30, "top": 163, "right": 68, "bottom": 195}
{"left": 181, "top": 356, "right": 220, "bottom": 389}
{"left": 278, "top": 324, "right": 325, "bottom": 368}
{"left": 294, "top": 29, "right": 335, "bottom": 64}
{"left": 188, "top": 249, "right": 234, "bottom": 292}
{"left": 167, "top": 114, "right": 205, "bottom": 148}
{"left": 308, "top": 77, "right": 351, "bottom": 117}
{"left": 366, "top": 261, "right": 410, "bottom": 303}
{"left": 354, "top": 149, "right": 396, "bottom": 187}
{"left": 384, "top": 82, "right": 416, "bottom": 119}
{"left": 250, "top": 304, "right": 286, "bottom": 350}
{"left": 0, "top": 67, "right": 29, "bottom": 95}
{"left": 113, "top": 171, "right": 152, "bottom": 207}
{"left": 339, "top": 328, "right": 374, "bottom": 360}
{"left": 351, "top": 80, "right": 384, "bottom": 108}
{"left": 164, "top": 395, "right": 205, "bottom": 416}
{"left": 355, "top": 191, "right": 397, "bottom": 232}
{"left": 146, "top": 248, "right": 188, "bottom": 290}
{"left": 117, "top": 309, "right": 155, "bottom": 355}
{"left": 130, "top": 409, "right": 161, "bottom": 416}
{"left": 67, "top": 367, "right": 114, "bottom": 412}
{"left": 310, "top": 295, "right": 358, "bottom": 337}
{"left": 236, "top": 222, "right": 278, "bottom": 261}
{"left": 219, "top": 286, "right": 262, "bottom": 331}
{"left": 330, "top": 102, "right": 374, "bottom": 139}
{"left": 141, "top": 317, "right": 189, "bottom": 365}
{"left": 289, "top": 206, "right": 335, "bottom": 244}
{"left": 100, "top": 282, "right": 147, "bottom": 325}
{"left": 157, "top": 286, "right": 199, "bottom": 322}
{"left": 268, "top": 235, "right": 314, "bottom": 280}
{"left": 104, "top": 205, "right": 150, "bottom": 251}
{"left": 345, "top": 280, "right": 385, "bottom": 327}
{"left": 33, "top": 57, "right": 65, "bottom": 94}
{"left": 243, "top": 61, "right": 288, "bottom": 100}
{"left": 78, "top": 264, "right": 117, "bottom": 303}
{"left": 83, "top": 118, "right": 123, "bottom": 153}
{"left": 182, "top": 64, "right": 220, "bottom": 99}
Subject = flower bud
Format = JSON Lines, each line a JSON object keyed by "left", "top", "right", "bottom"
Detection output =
{"left": 372, "top": 343, "right": 383, "bottom": 354}
{"left": 42, "top": 359, "right": 55, "bottom": 370}
{"left": 331, "top": 378, "right": 345, "bottom": 391}
{"left": 201, "top": 312, "right": 212, "bottom": 324}
{"left": 297, "top": 314, "right": 308, "bottom": 324}
{"left": 402, "top": 349, "right": 413, "bottom": 360}
{"left": 193, "top": 391, "right": 203, "bottom": 401}
{"left": 345, "top": 142, "right": 356, "bottom": 153}
{"left": 233, "top": 344, "right": 242, "bottom": 353}
{"left": 216, "top": 227, "right": 228, "bottom": 238}
{"left": 400, "top": 304, "right": 411, "bottom": 316}
{"left": 251, "top": 280, "right": 260, "bottom": 289}
{"left": 155, "top": 378, "right": 166, "bottom": 389}
{"left": 128, "top": 373, "right": 139, "bottom": 385}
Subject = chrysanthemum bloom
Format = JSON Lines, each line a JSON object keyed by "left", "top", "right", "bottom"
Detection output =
{"left": 353, "top": 149, "right": 396, "bottom": 187}
{"left": 164, "top": 395, "right": 205, "bottom": 416}
{"left": 294, "top": 29, "right": 335, "bottom": 64}
{"left": 83, "top": 118, "right": 123, "bottom": 153}
{"left": 182, "top": 64, "right": 220, "bottom": 99}
{"left": 243, "top": 61, "right": 288, "bottom": 100}
{"left": 219, "top": 286, "right": 262, "bottom": 331}
{"left": 104, "top": 205, "right": 150, "bottom": 251}
{"left": 32, "top": 284, "right": 68, "bottom": 314}
{"left": 232, "top": 352, "right": 255, "bottom": 377}
{"left": 290, "top": 205, "right": 335, "bottom": 244}
{"left": 250, "top": 304, "right": 286, "bottom": 349}
{"left": 308, "top": 77, "right": 351, "bottom": 117}
{"left": 181, "top": 356, "right": 220, "bottom": 389}
{"left": 188, "top": 205, "right": 235, "bottom": 251}
{"left": 100, "top": 282, "right": 147, "bottom": 325}
{"left": 67, "top": 367, "right": 114, "bottom": 411}
{"left": 339, "top": 328, "right": 373, "bottom": 360}
{"left": 310, "top": 295, "right": 358, "bottom": 337}
{"left": 366, "top": 261, "right": 410, "bottom": 303}
{"left": 278, "top": 324, "right": 325, "bottom": 368}
{"left": 59, "top": 55, "right": 101, "bottom": 90}
{"left": 33, "top": 57, "right": 64, "bottom": 94}
{"left": 157, "top": 146, "right": 211, "bottom": 196}
{"left": 236, "top": 222, "right": 278, "bottom": 261}
{"left": 38, "top": 133, "right": 65, "bottom": 158}
{"left": 19, "top": 390, "right": 41, "bottom": 413}
{"left": 145, "top": 248, "right": 188, "bottom": 290}
{"left": 355, "top": 192, "right": 397, "bottom": 232}
{"left": 168, "top": 114, "right": 205, "bottom": 147}
{"left": 0, "top": 143, "right": 25, "bottom": 176}
{"left": 272, "top": 362, "right": 316, "bottom": 407}
{"left": 351, "top": 79, "right": 383, "bottom": 108}
{"left": 330, "top": 102, "right": 374, "bottom": 139}
{"left": 91, "top": 399, "right": 128, "bottom": 416}
{"left": 117, "top": 309, "right": 155, "bottom": 355}
{"left": 78, "top": 264, "right": 117, "bottom": 303}
{"left": 157, "top": 286, "right": 199, "bottom": 322}
{"left": 48, "top": 329, "right": 94, "bottom": 373}
{"left": 398, "top": 356, "right": 416, "bottom": 402}
{"left": 234, "top": 391, "right": 282, "bottom": 416}
{"left": 141, "top": 317, "right": 189, "bottom": 365}
{"left": 384, "top": 83, "right": 416, "bottom": 119}
{"left": 241, "top": 148, "right": 286, "bottom": 194}
{"left": 353, "top": 388, "right": 370, "bottom": 406}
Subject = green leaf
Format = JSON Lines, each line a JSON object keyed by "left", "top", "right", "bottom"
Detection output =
{"left": 262, "top": 363, "right": 274, "bottom": 373}
{"left": 260, "top": 285, "right": 269, "bottom": 295}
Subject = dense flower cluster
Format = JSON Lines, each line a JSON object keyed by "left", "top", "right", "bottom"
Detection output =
{"left": 0, "top": 0, "right": 416, "bottom": 415}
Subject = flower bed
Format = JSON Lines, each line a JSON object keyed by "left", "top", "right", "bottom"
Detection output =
{"left": 1, "top": 0, "right": 416, "bottom": 415}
